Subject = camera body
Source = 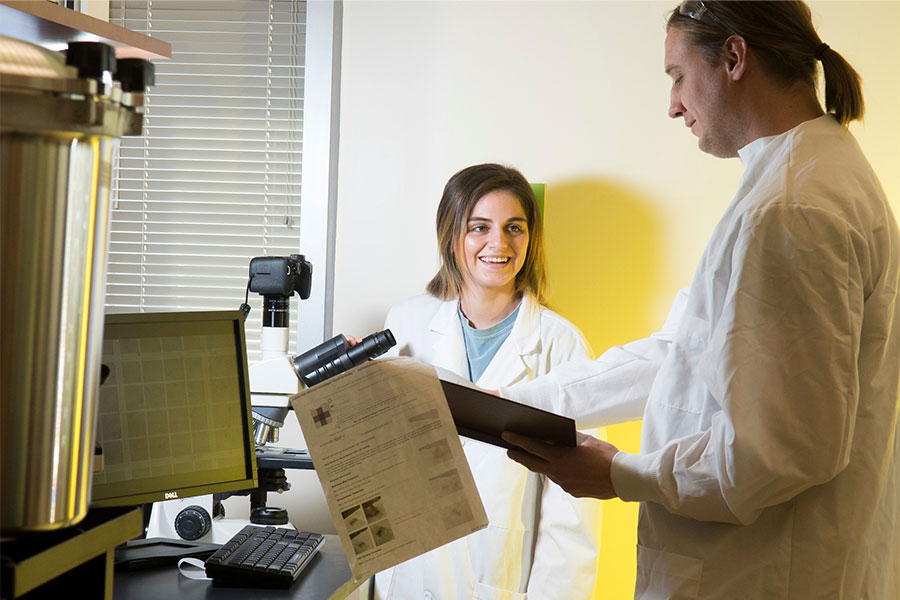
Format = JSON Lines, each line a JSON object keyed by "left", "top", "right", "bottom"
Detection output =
{"left": 247, "top": 255, "right": 312, "bottom": 330}
{"left": 249, "top": 255, "right": 312, "bottom": 299}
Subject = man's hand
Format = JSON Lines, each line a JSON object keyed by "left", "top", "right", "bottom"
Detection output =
{"left": 502, "top": 431, "right": 620, "bottom": 500}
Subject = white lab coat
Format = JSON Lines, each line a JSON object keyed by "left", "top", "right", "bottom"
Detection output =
{"left": 376, "top": 292, "right": 600, "bottom": 600}
{"left": 506, "top": 116, "right": 900, "bottom": 599}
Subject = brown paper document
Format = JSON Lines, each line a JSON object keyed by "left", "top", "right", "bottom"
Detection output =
{"left": 290, "top": 357, "right": 488, "bottom": 583}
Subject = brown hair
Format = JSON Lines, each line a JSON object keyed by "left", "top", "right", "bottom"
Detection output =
{"left": 667, "top": 1, "right": 864, "bottom": 125}
{"left": 426, "top": 163, "right": 547, "bottom": 304}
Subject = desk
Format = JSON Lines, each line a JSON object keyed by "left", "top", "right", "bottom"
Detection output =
{"left": 114, "top": 535, "right": 360, "bottom": 600}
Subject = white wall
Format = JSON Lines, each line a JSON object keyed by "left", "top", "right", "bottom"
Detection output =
{"left": 332, "top": 0, "right": 900, "bottom": 337}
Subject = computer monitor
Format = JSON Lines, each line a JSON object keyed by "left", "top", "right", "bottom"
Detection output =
{"left": 90, "top": 310, "right": 258, "bottom": 508}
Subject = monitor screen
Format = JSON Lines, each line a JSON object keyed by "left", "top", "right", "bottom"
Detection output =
{"left": 90, "top": 310, "right": 258, "bottom": 507}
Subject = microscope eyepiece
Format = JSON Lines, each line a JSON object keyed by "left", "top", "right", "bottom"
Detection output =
{"left": 346, "top": 329, "right": 395, "bottom": 365}
{"left": 290, "top": 329, "right": 396, "bottom": 387}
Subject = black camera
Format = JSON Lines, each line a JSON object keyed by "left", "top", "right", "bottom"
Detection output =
{"left": 249, "top": 255, "right": 312, "bottom": 299}
{"left": 292, "top": 329, "right": 396, "bottom": 387}
{"left": 245, "top": 255, "right": 312, "bottom": 327}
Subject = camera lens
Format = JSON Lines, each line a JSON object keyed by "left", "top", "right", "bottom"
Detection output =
{"left": 291, "top": 329, "right": 396, "bottom": 387}
{"left": 346, "top": 329, "right": 395, "bottom": 365}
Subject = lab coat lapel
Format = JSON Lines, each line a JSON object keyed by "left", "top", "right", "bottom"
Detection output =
{"left": 427, "top": 299, "right": 468, "bottom": 378}
{"left": 475, "top": 295, "right": 541, "bottom": 388}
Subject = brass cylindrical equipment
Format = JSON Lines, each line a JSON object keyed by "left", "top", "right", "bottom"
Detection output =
{"left": 1, "top": 35, "right": 151, "bottom": 532}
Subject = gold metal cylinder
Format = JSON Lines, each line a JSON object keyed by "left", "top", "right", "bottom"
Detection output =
{"left": 1, "top": 35, "right": 145, "bottom": 532}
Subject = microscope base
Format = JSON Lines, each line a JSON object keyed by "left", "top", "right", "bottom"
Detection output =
{"left": 147, "top": 497, "right": 295, "bottom": 545}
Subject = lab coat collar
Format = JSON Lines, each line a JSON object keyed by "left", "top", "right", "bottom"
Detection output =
{"left": 426, "top": 294, "right": 543, "bottom": 385}
{"left": 477, "top": 294, "right": 542, "bottom": 387}
{"left": 510, "top": 294, "right": 542, "bottom": 356}
{"left": 738, "top": 115, "right": 836, "bottom": 168}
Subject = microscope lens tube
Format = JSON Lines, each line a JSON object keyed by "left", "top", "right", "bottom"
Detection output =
{"left": 346, "top": 329, "right": 396, "bottom": 365}
{"left": 291, "top": 329, "right": 396, "bottom": 387}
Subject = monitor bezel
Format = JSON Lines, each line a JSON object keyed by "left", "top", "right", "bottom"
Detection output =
{"left": 90, "top": 310, "right": 259, "bottom": 507}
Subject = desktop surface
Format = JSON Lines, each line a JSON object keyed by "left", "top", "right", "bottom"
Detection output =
{"left": 114, "top": 534, "right": 356, "bottom": 599}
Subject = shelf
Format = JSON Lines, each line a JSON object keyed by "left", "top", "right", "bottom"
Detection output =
{"left": 1, "top": 506, "right": 143, "bottom": 599}
{"left": 0, "top": 0, "right": 170, "bottom": 60}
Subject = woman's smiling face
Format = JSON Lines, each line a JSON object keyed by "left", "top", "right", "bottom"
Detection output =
{"left": 459, "top": 190, "right": 529, "bottom": 297}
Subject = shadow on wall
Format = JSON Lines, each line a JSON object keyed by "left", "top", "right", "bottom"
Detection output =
{"left": 542, "top": 178, "right": 664, "bottom": 600}
{"left": 543, "top": 178, "right": 663, "bottom": 352}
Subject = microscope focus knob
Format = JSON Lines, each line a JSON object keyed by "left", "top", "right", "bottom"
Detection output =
{"left": 174, "top": 505, "right": 212, "bottom": 540}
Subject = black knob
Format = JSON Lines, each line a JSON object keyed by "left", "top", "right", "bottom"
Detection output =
{"left": 65, "top": 41, "right": 116, "bottom": 80}
{"left": 174, "top": 505, "right": 212, "bottom": 540}
{"left": 115, "top": 58, "right": 155, "bottom": 92}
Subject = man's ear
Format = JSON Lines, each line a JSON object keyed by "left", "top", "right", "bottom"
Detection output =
{"left": 722, "top": 35, "right": 749, "bottom": 81}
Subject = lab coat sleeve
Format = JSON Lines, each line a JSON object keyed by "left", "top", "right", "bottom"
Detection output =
{"left": 528, "top": 328, "right": 600, "bottom": 599}
{"left": 612, "top": 205, "right": 866, "bottom": 525}
{"left": 500, "top": 287, "right": 688, "bottom": 429}
{"left": 384, "top": 300, "right": 417, "bottom": 358}
{"left": 383, "top": 303, "right": 402, "bottom": 357}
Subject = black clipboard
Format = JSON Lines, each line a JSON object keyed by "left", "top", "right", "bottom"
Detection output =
{"left": 439, "top": 380, "right": 576, "bottom": 450}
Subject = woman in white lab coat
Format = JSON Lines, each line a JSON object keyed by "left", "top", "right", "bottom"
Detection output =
{"left": 375, "top": 163, "right": 600, "bottom": 600}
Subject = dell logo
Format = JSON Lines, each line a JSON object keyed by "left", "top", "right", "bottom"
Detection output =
{"left": 165, "top": 492, "right": 178, "bottom": 499}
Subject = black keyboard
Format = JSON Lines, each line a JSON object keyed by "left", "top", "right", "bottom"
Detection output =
{"left": 204, "top": 524, "right": 325, "bottom": 588}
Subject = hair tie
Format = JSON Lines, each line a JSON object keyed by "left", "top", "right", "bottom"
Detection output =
{"left": 814, "top": 42, "right": 830, "bottom": 60}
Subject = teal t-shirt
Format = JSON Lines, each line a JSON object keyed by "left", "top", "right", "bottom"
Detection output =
{"left": 458, "top": 302, "right": 521, "bottom": 383}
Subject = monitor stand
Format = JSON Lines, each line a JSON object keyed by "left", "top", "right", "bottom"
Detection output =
{"left": 113, "top": 537, "right": 221, "bottom": 571}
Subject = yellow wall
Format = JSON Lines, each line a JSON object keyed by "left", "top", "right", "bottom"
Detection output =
{"left": 543, "top": 181, "right": 664, "bottom": 598}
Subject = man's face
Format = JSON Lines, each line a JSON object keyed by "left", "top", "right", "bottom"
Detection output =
{"left": 665, "top": 27, "right": 740, "bottom": 158}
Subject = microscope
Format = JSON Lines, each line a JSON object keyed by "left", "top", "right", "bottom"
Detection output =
{"left": 245, "top": 254, "right": 314, "bottom": 482}
{"left": 244, "top": 255, "right": 395, "bottom": 526}
{"left": 147, "top": 255, "right": 395, "bottom": 542}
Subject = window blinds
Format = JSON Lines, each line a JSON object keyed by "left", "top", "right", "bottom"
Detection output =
{"left": 107, "top": 0, "right": 307, "bottom": 362}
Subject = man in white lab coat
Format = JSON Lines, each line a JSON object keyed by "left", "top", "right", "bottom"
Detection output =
{"left": 501, "top": 2, "right": 900, "bottom": 598}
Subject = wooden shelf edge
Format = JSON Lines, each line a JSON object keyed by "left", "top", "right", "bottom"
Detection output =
{"left": 0, "top": 0, "right": 171, "bottom": 60}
